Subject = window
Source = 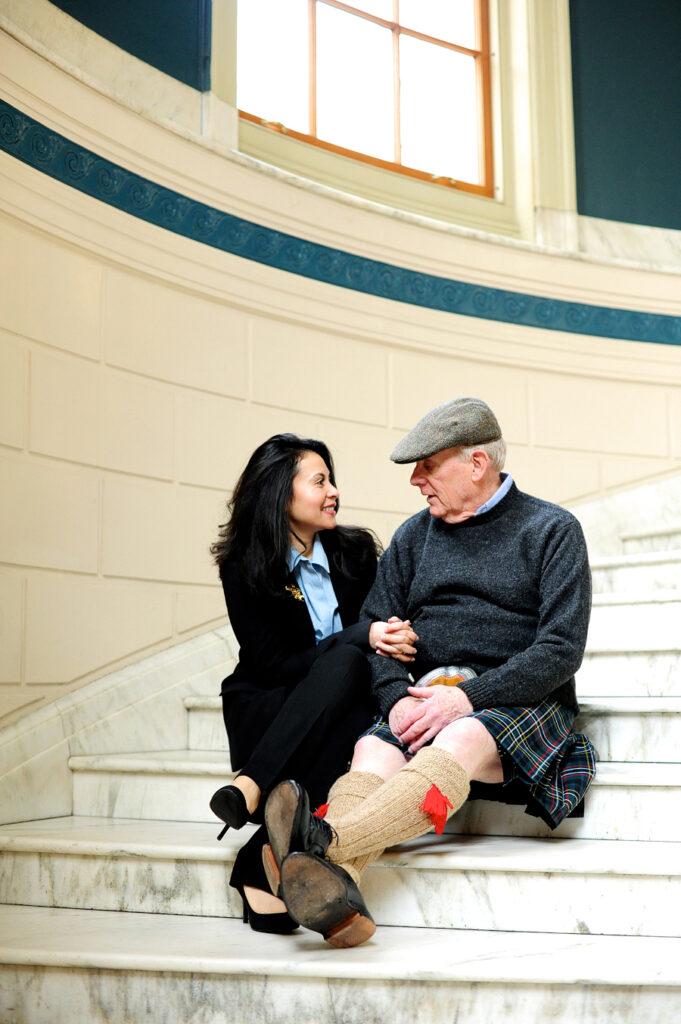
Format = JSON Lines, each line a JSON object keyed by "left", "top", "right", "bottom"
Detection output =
{"left": 237, "top": 1, "right": 493, "bottom": 197}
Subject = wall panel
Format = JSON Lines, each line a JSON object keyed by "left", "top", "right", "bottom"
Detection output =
{"left": 0, "top": 333, "right": 26, "bottom": 450}
{"left": 0, "top": 22, "right": 680, "bottom": 727}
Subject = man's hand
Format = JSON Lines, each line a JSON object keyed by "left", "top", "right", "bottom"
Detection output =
{"left": 369, "top": 617, "right": 418, "bottom": 663}
{"left": 398, "top": 684, "right": 475, "bottom": 754}
{"left": 388, "top": 695, "right": 424, "bottom": 741}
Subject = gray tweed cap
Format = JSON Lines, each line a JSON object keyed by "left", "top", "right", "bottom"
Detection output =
{"left": 390, "top": 397, "right": 502, "bottom": 463}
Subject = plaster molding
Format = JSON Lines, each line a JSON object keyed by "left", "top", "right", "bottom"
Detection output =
{"left": 0, "top": 0, "right": 236, "bottom": 147}
{"left": 527, "top": 0, "right": 577, "bottom": 213}
{"left": 2, "top": 97, "right": 680, "bottom": 352}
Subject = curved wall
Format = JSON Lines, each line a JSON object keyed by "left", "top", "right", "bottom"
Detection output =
{"left": 1, "top": 20, "right": 681, "bottom": 725}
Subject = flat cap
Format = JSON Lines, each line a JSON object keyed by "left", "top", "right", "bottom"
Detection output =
{"left": 390, "top": 397, "right": 502, "bottom": 463}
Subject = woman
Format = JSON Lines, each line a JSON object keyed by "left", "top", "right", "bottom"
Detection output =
{"left": 209, "top": 433, "right": 416, "bottom": 933}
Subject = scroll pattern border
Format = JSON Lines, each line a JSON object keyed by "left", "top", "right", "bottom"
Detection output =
{"left": 1, "top": 99, "right": 679, "bottom": 346}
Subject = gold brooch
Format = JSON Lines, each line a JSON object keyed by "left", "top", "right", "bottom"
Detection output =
{"left": 285, "top": 584, "right": 305, "bottom": 602}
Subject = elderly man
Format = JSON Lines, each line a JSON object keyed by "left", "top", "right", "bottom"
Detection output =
{"left": 264, "top": 397, "right": 596, "bottom": 948}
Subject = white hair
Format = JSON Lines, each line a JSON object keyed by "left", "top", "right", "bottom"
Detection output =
{"left": 454, "top": 437, "right": 507, "bottom": 472}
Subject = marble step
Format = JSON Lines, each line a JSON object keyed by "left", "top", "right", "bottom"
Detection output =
{"left": 591, "top": 550, "right": 681, "bottom": 594}
{"left": 588, "top": 592, "right": 681, "bottom": 650}
{"left": 68, "top": 751, "right": 681, "bottom": 842}
{"left": 1, "top": 816, "right": 679, "bottom": 938}
{"left": 2, "top": 904, "right": 681, "bottom": 1024}
{"left": 446, "top": 761, "right": 681, "bottom": 842}
{"left": 578, "top": 648, "right": 681, "bottom": 697}
{"left": 621, "top": 526, "right": 681, "bottom": 554}
{"left": 69, "top": 749, "right": 233, "bottom": 823}
{"left": 185, "top": 695, "right": 228, "bottom": 752}
{"left": 576, "top": 697, "right": 681, "bottom": 762}
{"left": 186, "top": 691, "right": 681, "bottom": 761}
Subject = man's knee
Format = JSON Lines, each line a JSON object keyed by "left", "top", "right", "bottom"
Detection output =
{"left": 351, "top": 734, "right": 406, "bottom": 778}
{"left": 437, "top": 716, "right": 485, "bottom": 746}
{"left": 433, "top": 717, "right": 502, "bottom": 783}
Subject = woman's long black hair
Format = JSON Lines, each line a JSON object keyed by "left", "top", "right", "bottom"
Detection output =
{"left": 211, "top": 434, "right": 381, "bottom": 597}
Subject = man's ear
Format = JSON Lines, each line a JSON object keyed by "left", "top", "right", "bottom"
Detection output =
{"left": 470, "top": 448, "right": 490, "bottom": 481}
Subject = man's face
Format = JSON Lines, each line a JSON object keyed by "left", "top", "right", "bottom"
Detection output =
{"left": 409, "top": 448, "right": 481, "bottom": 524}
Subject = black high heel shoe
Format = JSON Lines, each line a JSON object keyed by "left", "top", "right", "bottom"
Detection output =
{"left": 234, "top": 883, "right": 299, "bottom": 935}
{"left": 210, "top": 784, "right": 249, "bottom": 840}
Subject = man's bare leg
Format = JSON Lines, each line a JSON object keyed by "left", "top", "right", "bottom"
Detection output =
{"left": 433, "top": 717, "right": 504, "bottom": 784}
{"left": 322, "top": 736, "right": 408, "bottom": 880}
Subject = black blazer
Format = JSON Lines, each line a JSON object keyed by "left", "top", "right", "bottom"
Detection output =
{"left": 220, "top": 533, "right": 378, "bottom": 698}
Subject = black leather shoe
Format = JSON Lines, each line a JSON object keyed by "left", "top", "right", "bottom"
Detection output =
{"left": 263, "top": 780, "right": 335, "bottom": 891}
{"left": 210, "top": 784, "right": 249, "bottom": 840}
{"left": 280, "top": 852, "right": 375, "bottom": 948}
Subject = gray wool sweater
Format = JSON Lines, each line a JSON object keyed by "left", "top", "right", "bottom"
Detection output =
{"left": 361, "top": 483, "right": 591, "bottom": 718}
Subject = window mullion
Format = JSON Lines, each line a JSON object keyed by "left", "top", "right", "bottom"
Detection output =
{"left": 309, "top": 0, "right": 317, "bottom": 137}
{"left": 393, "top": 0, "right": 400, "bottom": 164}
{"left": 475, "top": 0, "right": 493, "bottom": 191}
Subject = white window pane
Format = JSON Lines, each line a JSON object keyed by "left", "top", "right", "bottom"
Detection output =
{"left": 400, "top": 36, "right": 479, "bottom": 183}
{"left": 237, "top": 0, "right": 309, "bottom": 133}
{"left": 336, "top": 0, "right": 394, "bottom": 20}
{"left": 399, "top": 0, "right": 477, "bottom": 49}
{"left": 316, "top": 5, "right": 394, "bottom": 161}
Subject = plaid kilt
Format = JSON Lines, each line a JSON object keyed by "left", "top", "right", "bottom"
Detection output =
{"left": 360, "top": 700, "right": 596, "bottom": 829}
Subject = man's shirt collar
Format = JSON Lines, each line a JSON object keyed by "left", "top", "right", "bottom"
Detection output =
{"left": 475, "top": 472, "right": 513, "bottom": 517}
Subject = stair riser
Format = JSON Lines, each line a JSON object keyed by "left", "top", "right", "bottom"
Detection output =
{"left": 0, "top": 850, "right": 239, "bottom": 920}
{"left": 1, "top": 849, "right": 676, "bottom": 938}
{"left": 1, "top": 966, "right": 679, "bottom": 1024}
{"left": 588, "top": 602, "right": 681, "bottom": 650}
{"left": 622, "top": 534, "right": 681, "bottom": 554}
{"left": 366, "top": 865, "right": 677, "bottom": 937}
{"left": 575, "top": 711, "right": 679, "bottom": 761}
{"left": 72, "top": 771, "right": 222, "bottom": 824}
{"left": 578, "top": 652, "right": 681, "bottom": 696}
{"left": 592, "top": 562, "right": 681, "bottom": 593}
{"left": 71, "top": 769, "right": 676, "bottom": 841}
{"left": 447, "top": 784, "right": 677, "bottom": 842}
{"left": 187, "top": 709, "right": 228, "bottom": 753}
{"left": 183, "top": 705, "right": 679, "bottom": 764}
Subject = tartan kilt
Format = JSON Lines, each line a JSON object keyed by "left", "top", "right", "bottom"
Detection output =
{"left": 360, "top": 699, "right": 597, "bottom": 830}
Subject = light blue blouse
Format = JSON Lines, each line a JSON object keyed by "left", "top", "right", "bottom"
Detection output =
{"left": 287, "top": 536, "right": 343, "bottom": 644}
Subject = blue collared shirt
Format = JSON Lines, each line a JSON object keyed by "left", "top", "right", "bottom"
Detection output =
{"left": 475, "top": 472, "right": 513, "bottom": 516}
{"left": 287, "top": 536, "right": 343, "bottom": 644}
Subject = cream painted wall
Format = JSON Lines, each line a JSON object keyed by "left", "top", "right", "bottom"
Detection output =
{"left": 1, "top": 11, "right": 681, "bottom": 726}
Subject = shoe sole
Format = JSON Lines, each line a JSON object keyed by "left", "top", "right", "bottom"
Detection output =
{"left": 261, "top": 843, "right": 281, "bottom": 897}
{"left": 264, "top": 780, "right": 305, "bottom": 868}
{"left": 280, "top": 855, "right": 376, "bottom": 949}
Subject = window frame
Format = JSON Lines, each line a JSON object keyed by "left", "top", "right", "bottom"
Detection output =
{"left": 238, "top": 0, "right": 494, "bottom": 198}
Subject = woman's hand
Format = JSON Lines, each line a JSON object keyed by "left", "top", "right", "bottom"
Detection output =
{"left": 369, "top": 616, "right": 418, "bottom": 662}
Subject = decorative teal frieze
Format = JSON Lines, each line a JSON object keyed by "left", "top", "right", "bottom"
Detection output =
{"left": 1, "top": 99, "right": 679, "bottom": 347}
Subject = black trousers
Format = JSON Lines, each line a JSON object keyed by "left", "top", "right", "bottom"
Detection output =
{"left": 222, "top": 644, "right": 374, "bottom": 891}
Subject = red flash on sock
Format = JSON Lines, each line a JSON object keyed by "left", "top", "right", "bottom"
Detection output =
{"left": 313, "top": 803, "right": 329, "bottom": 818}
{"left": 419, "top": 785, "right": 453, "bottom": 834}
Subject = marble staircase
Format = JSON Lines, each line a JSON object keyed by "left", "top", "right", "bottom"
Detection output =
{"left": 2, "top": 525, "right": 681, "bottom": 1022}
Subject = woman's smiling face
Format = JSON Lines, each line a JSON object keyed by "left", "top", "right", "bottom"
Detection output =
{"left": 287, "top": 451, "right": 339, "bottom": 544}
